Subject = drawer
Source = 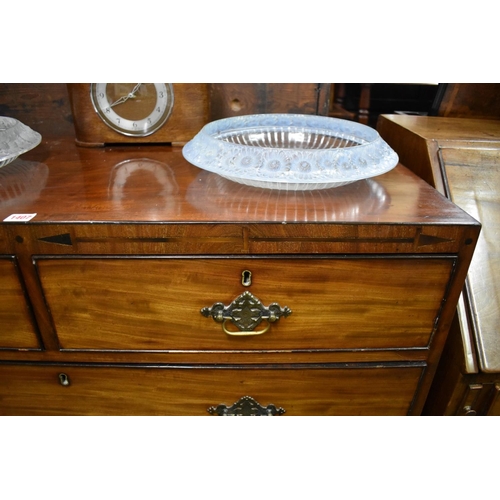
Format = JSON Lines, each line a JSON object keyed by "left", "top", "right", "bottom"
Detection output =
{"left": 35, "top": 257, "right": 455, "bottom": 351}
{"left": 0, "top": 257, "right": 40, "bottom": 349}
{"left": 0, "top": 363, "right": 425, "bottom": 416}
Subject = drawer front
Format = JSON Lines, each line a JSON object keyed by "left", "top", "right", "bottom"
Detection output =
{"left": 0, "top": 258, "right": 40, "bottom": 349}
{"left": 36, "top": 257, "right": 454, "bottom": 351}
{"left": 0, "top": 363, "right": 424, "bottom": 416}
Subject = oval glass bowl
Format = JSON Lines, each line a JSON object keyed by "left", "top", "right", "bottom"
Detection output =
{"left": 0, "top": 117, "right": 42, "bottom": 168}
{"left": 182, "top": 114, "right": 399, "bottom": 190}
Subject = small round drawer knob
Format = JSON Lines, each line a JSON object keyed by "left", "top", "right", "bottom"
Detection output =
{"left": 463, "top": 406, "right": 477, "bottom": 416}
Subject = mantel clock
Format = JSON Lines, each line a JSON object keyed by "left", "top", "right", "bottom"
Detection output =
{"left": 67, "top": 83, "right": 209, "bottom": 147}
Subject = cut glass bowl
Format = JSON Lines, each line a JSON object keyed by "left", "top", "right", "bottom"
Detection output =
{"left": 0, "top": 117, "right": 42, "bottom": 168}
{"left": 182, "top": 114, "right": 399, "bottom": 190}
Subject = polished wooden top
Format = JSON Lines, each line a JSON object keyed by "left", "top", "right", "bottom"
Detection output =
{"left": 0, "top": 136, "right": 477, "bottom": 226}
{"left": 379, "top": 115, "right": 500, "bottom": 144}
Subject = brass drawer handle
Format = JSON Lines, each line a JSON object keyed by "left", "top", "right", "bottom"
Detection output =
{"left": 221, "top": 319, "right": 270, "bottom": 336}
{"left": 208, "top": 396, "right": 286, "bottom": 416}
{"left": 201, "top": 290, "right": 291, "bottom": 336}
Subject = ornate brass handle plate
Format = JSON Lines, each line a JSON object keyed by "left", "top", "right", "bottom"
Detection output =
{"left": 208, "top": 396, "right": 286, "bottom": 416}
{"left": 201, "top": 290, "right": 292, "bottom": 336}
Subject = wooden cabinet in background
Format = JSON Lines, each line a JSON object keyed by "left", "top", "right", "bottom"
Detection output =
{"left": 378, "top": 115, "right": 500, "bottom": 416}
{"left": 430, "top": 83, "right": 500, "bottom": 119}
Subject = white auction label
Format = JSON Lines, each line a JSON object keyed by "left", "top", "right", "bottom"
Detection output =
{"left": 3, "top": 213, "right": 37, "bottom": 222}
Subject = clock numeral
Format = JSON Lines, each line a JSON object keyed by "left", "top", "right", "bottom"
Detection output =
{"left": 157, "top": 106, "right": 161, "bottom": 113}
{"left": 133, "top": 122, "right": 138, "bottom": 128}
{"left": 148, "top": 118, "right": 152, "bottom": 124}
{"left": 116, "top": 118, "right": 120, "bottom": 124}
{"left": 159, "top": 91, "right": 164, "bottom": 98}
{"left": 99, "top": 92, "right": 105, "bottom": 99}
{"left": 105, "top": 107, "right": 110, "bottom": 113}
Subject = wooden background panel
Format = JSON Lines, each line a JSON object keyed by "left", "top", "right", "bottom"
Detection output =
{"left": 433, "top": 83, "right": 500, "bottom": 119}
{"left": 0, "top": 83, "right": 74, "bottom": 138}
{"left": 209, "top": 83, "right": 331, "bottom": 119}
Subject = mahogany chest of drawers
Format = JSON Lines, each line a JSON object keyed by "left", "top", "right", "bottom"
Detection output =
{"left": 0, "top": 136, "right": 479, "bottom": 415}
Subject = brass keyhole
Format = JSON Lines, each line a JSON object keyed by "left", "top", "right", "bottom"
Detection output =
{"left": 241, "top": 270, "right": 252, "bottom": 287}
{"left": 58, "top": 373, "right": 70, "bottom": 386}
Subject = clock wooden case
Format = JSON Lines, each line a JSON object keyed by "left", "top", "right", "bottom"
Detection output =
{"left": 67, "top": 83, "right": 210, "bottom": 147}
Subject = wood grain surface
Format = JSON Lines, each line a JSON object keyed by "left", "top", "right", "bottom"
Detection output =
{"left": 36, "top": 256, "right": 455, "bottom": 351}
{"left": 0, "top": 363, "right": 424, "bottom": 416}
{"left": 0, "top": 259, "right": 40, "bottom": 349}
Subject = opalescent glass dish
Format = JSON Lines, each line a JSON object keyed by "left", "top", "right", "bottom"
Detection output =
{"left": 0, "top": 117, "right": 42, "bottom": 168}
{"left": 182, "top": 114, "right": 399, "bottom": 190}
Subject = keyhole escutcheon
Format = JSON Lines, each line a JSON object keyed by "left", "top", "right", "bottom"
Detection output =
{"left": 58, "top": 373, "right": 70, "bottom": 386}
{"left": 241, "top": 270, "right": 252, "bottom": 287}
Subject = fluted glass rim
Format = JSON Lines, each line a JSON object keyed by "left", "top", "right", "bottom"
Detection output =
{"left": 182, "top": 113, "right": 399, "bottom": 190}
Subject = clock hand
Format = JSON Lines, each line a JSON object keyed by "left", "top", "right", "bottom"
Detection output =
{"left": 109, "top": 95, "right": 129, "bottom": 107}
{"left": 109, "top": 83, "right": 143, "bottom": 108}
{"left": 128, "top": 83, "right": 142, "bottom": 96}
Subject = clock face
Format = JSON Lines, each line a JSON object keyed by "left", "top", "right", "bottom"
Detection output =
{"left": 90, "top": 83, "right": 174, "bottom": 137}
